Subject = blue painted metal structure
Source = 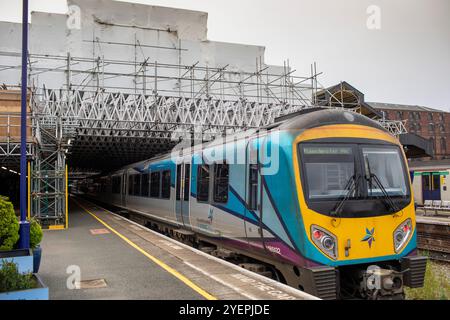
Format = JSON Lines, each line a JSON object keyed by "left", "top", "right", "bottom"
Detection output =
{"left": 0, "top": 274, "right": 49, "bottom": 300}
{"left": 0, "top": 249, "right": 33, "bottom": 274}
{"left": 18, "top": 0, "right": 30, "bottom": 249}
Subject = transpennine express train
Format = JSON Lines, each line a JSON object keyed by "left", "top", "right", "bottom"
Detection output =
{"left": 82, "top": 109, "right": 427, "bottom": 300}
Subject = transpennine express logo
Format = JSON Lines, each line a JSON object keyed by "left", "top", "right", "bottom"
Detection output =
{"left": 361, "top": 227, "right": 375, "bottom": 248}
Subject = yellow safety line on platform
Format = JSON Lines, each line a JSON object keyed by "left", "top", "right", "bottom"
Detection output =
{"left": 73, "top": 199, "right": 217, "bottom": 300}
{"left": 48, "top": 225, "right": 65, "bottom": 230}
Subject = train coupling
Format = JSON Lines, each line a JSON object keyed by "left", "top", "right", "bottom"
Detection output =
{"left": 359, "top": 266, "right": 404, "bottom": 300}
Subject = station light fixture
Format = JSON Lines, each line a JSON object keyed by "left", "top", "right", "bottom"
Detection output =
{"left": 1, "top": 166, "right": 21, "bottom": 175}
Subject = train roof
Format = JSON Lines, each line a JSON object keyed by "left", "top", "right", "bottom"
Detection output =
{"left": 97, "top": 108, "right": 390, "bottom": 176}
{"left": 273, "top": 107, "right": 389, "bottom": 133}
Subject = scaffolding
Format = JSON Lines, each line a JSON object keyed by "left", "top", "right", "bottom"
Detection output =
{"left": 0, "top": 114, "right": 34, "bottom": 165}
{"left": 30, "top": 110, "right": 67, "bottom": 227}
{"left": 0, "top": 40, "right": 406, "bottom": 227}
{"left": 7, "top": 47, "right": 326, "bottom": 169}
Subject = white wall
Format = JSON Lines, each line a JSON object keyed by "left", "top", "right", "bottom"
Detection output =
{"left": 441, "top": 174, "right": 450, "bottom": 201}
{"left": 0, "top": 0, "right": 288, "bottom": 98}
{"left": 412, "top": 174, "right": 422, "bottom": 205}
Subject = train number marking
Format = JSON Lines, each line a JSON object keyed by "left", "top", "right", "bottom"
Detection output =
{"left": 266, "top": 245, "right": 281, "bottom": 254}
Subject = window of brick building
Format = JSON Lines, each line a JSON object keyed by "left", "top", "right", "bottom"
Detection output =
{"left": 428, "top": 113, "right": 433, "bottom": 121}
{"left": 441, "top": 137, "right": 447, "bottom": 154}
{"left": 430, "top": 137, "right": 435, "bottom": 154}
{"left": 416, "top": 123, "right": 422, "bottom": 132}
{"left": 429, "top": 123, "right": 435, "bottom": 133}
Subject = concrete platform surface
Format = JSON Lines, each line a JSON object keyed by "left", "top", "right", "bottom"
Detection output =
{"left": 416, "top": 216, "right": 450, "bottom": 226}
{"left": 39, "top": 196, "right": 318, "bottom": 300}
{"left": 39, "top": 199, "right": 203, "bottom": 300}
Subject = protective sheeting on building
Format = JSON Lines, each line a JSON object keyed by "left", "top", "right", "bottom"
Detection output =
{"left": 0, "top": 0, "right": 287, "bottom": 97}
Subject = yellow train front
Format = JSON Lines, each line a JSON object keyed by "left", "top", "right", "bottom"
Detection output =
{"left": 268, "top": 109, "right": 427, "bottom": 299}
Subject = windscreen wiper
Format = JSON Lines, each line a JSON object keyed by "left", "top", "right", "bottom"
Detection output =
{"left": 331, "top": 174, "right": 360, "bottom": 217}
{"left": 364, "top": 155, "right": 399, "bottom": 213}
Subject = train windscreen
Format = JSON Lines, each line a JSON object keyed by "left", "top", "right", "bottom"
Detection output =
{"left": 362, "top": 146, "right": 408, "bottom": 197}
{"left": 302, "top": 145, "right": 356, "bottom": 200}
{"left": 299, "top": 142, "right": 411, "bottom": 217}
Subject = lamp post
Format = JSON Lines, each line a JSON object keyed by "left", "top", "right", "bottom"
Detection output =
{"left": 18, "top": 0, "right": 30, "bottom": 249}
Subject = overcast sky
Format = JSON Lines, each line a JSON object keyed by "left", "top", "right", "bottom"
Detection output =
{"left": 1, "top": 0, "right": 449, "bottom": 111}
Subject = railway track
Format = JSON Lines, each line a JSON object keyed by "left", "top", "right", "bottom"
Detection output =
{"left": 416, "top": 216, "right": 450, "bottom": 262}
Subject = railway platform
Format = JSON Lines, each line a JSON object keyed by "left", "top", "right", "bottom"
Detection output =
{"left": 416, "top": 215, "right": 450, "bottom": 262}
{"left": 38, "top": 196, "right": 317, "bottom": 300}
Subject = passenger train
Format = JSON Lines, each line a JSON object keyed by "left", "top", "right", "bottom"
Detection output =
{"left": 82, "top": 108, "right": 427, "bottom": 300}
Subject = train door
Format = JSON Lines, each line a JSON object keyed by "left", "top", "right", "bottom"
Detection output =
{"left": 121, "top": 171, "right": 127, "bottom": 207}
{"left": 175, "top": 158, "right": 191, "bottom": 227}
{"left": 244, "top": 138, "right": 265, "bottom": 250}
{"left": 422, "top": 173, "right": 441, "bottom": 201}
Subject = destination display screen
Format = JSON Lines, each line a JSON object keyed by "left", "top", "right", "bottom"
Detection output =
{"left": 303, "top": 146, "right": 352, "bottom": 155}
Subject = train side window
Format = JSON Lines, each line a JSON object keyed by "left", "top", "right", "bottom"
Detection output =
{"left": 422, "top": 174, "right": 431, "bottom": 191}
{"left": 141, "top": 173, "right": 149, "bottom": 197}
{"left": 112, "top": 176, "right": 121, "bottom": 194}
{"left": 176, "top": 164, "right": 182, "bottom": 200}
{"left": 117, "top": 176, "right": 122, "bottom": 194}
{"left": 111, "top": 177, "right": 116, "bottom": 194}
{"left": 432, "top": 174, "right": 440, "bottom": 191}
{"left": 128, "top": 175, "right": 133, "bottom": 195}
{"left": 248, "top": 164, "right": 258, "bottom": 210}
{"left": 213, "top": 163, "right": 229, "bottom": 203}
{"left": 150, "top": 171, "right": 161, "bottom": 198}
{"left": 161, "top": 170, "right": 171, "bottom": 199}
{"left": 133, "top": 174, "right": 141, "bottom": 196}
{"left": 184, "top": 164, "right": 191, "bottom": 201}
{"left": 197, "top": 164, "right": 210, "bottom": 202}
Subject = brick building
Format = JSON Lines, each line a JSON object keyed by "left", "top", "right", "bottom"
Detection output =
{"left": 315, "top": 82, "right": 435, "bottom": 159}
{"left": 369, "top": 103, "right": 450, "bottom": 159}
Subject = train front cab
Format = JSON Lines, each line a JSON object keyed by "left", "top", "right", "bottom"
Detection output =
{"left": 293, "top": 123, "right": 428, "bottom": 299}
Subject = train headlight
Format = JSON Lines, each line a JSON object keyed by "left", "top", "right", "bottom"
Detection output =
{"left": 393, "top": 219, "right": 412, "bottom": 253}
{"left": 311, "top": 225, "right": 338, "bottom": 260}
